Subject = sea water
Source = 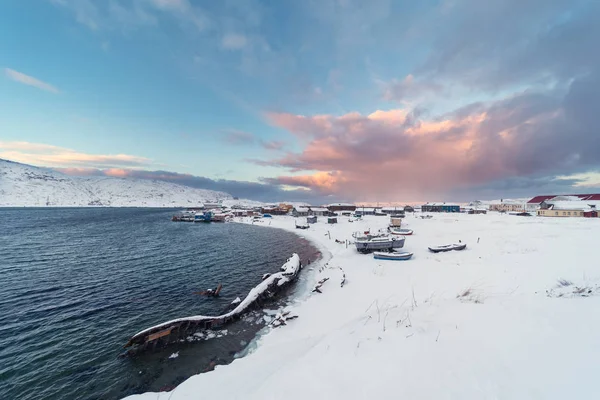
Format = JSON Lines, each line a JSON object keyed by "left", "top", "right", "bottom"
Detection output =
{"left": 0, "top": 208, "right": 319, "bottom": 400}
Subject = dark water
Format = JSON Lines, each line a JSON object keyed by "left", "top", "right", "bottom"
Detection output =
{"left": 0, "top": 208, "right": 319, "bottom": 400}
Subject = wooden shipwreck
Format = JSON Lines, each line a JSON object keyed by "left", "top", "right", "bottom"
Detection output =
{"left": 124, "top": 253, "right": 301, "bottom": 352}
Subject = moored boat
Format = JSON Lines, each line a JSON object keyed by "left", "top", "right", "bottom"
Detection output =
{"left": 388, "top": 228, "right": 413, "bottom": 236}
{"left": 428, "top": 243, "right": 466, "bottom": 253}
{"left": 194, "top": 211, "right": 212, "bottom": 222}
{"left": 355, "top": 235, "right": 405, "bottom": 253}
{"left": 373, "top": 251, "right": 413, "bottom": 261}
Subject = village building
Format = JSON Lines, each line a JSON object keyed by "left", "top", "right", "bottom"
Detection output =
{"left": 381, "top": 206, "right": 405, "bottom": 216}
{"left": 354, "top": 207, "right": 377, "bottom": 216}
{"left": 536, "top": 196, "right": 600, "bottom": 217}
{"left": 278, "top": 203, "right": 294, "bottom": 213}
{"left": 292, "top": 206, "right": 310, "bottom": 217}
{"left": 466, "top": 208, "right": 488, "bottom": 214}
{"left": 309, "top": 207, "right": 331, "bottom": 216}
{"left": 403, "top": 205, "right": 415, "bottom": 213}
{"left": 327, "top": 203, "right": 356, "bottom": 212}
{"left": 260, "top": 206, "right": 288, "bottom": 215}
{"left": 421, "top": 202, "right": 460, "bottom": 213}
{"left": 526, "top": 193, "right": 600, "bottom": 211}
{"left": 488, "top": 199, "right": 525, "bottom": 213}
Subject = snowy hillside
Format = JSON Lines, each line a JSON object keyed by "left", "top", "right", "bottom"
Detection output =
{"left": 0, "top": 159, "right": 232, "bottom": 207}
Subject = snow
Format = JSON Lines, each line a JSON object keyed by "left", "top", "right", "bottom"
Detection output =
{"left": 124, "top": 213, "right": 600, "bottom": 400}
{"left": 168, "top": 352, "right": 179, "bottom": 359}
{"left": 0, "top": 159, "right": 232, "bottom": 207}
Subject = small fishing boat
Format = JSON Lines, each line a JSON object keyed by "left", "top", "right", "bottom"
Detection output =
{"left": 194, "top": 211, "right": 212, "bottom": 222}
{"left": 355, "top": 235, "right": 405, "bottom": 253}
{"left": 295, "top": 223, "right": 309, "bottom": 229}
{"left": 428, "top": 243, "right": 467, "bottom": 253}
{"left": 388, "top": 228, "right": 413, "bottom": 236}
{"left": 420, "top": 215, "right": 433, "bottom": 219}
{"left": 210, "top": 213, "right": 227, "bottom": 222}
{"left": 373, "top": 251, "right": 413, "bottom": 261}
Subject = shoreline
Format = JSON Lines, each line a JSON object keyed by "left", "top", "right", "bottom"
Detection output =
{"left": 125, "top": 213, "right": 600, "bottom": 400}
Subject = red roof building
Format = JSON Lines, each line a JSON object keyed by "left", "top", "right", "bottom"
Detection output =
{"left": 527, "top": 194, "right": 600, "bottom": 204}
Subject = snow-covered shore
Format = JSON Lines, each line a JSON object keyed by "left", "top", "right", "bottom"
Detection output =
{"left": 125, "top": 213, "right": 600, "bottom": 400}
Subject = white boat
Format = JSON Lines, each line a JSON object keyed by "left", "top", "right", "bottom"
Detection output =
{"left": 428, "top": 243, "right": 466, "bottom": 253}
{"left": 388, "top": 228, "right": 413, "bottom": 236}
{"left": 373, "top": 251, "right": 413, "bottom": 261}
{"left": 355, "top": 235, "right": 405, "bottom": 253}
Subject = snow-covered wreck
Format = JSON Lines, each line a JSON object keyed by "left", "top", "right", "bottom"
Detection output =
{"left": 124, "top": 254, "right": 301, "bottom": 351}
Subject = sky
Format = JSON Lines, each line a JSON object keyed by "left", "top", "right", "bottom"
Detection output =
{"left": 2, "top": 0, "right": 600, "bottom": 203}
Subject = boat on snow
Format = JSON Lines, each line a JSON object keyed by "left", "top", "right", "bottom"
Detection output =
{"left": 355, "top": 235, "right": 405, "bottom": 253}
{"left": 428, "top": 243, "right": 467, "bottom": 253}
{"left": 388, "top": 227, "right": 413, "bottom": 236}
{"left": 373, "top": 251, "right": 413, "bottom": 261}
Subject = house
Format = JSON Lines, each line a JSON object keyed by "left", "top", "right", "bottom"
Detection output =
{"left": 488, "top": 199, "right": 525, "bottom": 213}
{"left": 292, "top": 206, "right": 310, "bottom": 217}
{"left": 381, "top": 207, "right": 405, "bottom": 216}
{"left": 421, "top": 202, "right": 460, "bottom": 213}
{"left": 310, "top": 207, "right": 330, "bottom": 216}
{"left": 527, "top": 193, "right": 600, "bottom": 211}
{"left": 278, "top": 203, "right": 294, "bottom": 213}
{"left": 537, "top": 203, "right": 586, "bottom": 217}
{"left": 260, "top": 206, "right": 288, "bottom": 215}
{"left": 537, "top": 196, "right": 600, "bottom": 217}
{"left": 467, "top": 208, "right": 488, "bottom": 214}
{"left": 537, "top": 195, "right": 600, "bottom": 218}
{"left": 355, "top": 207, "right": 377, "bottom": 216}
{"left": 307, "top": 215, "right": 317, "bottom": 224}
{"left": 404, "top": 205, "right": 415, "bottom": 213}
{"left": 327, "top": 203, "right": 356, "bottom": 212}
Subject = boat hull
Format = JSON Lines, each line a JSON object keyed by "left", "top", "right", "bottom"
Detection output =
{"left": 373, "top": 251, "right": 413, "bottom": 261}
{"left": 389, "top": 228, "right": 413, "bottom": 236}
{"left": 428, "top": 244, "right": 467, "bottom": 253}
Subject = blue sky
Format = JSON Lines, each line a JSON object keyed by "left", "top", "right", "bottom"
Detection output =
{"left": 2, "top": 0, "right": 600, "bottom": 202}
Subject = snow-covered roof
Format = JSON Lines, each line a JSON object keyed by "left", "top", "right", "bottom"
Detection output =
{"left": 294, "top": 206, "right": 310, "bottom": 212}
{"left": 549, "top": 195, "right": 581, "bottom": 202}
{"left": 422, "top": 202, "right": 460, "bottom": 207}
{"left": 327, "top": 203, "right": 355, "bottom": 207}
{"left": 310, "top": 207, "right": 329, "bottom": 212}
{"left": 549, "top": 201, "right": 589, "bottom": 210}
{"left": 357, "top": 207, "right": 376, "bottom": 212}
{"left": 381, "top": 207, "right": 404, "bottom": 212}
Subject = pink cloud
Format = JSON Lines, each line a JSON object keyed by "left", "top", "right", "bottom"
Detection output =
{"left": 261, "top": 94, "right": 567, "bottom": 201}
{"left": 0, "top": 141, "right": 151, "bottom": 169}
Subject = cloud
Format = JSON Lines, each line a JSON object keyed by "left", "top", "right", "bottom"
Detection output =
{"left": 260, "top": 140, "right": 285, "bottom": 151}
{"left": 0, "top": 141, "right": 151, "bottom": 169}
{"left": 261, "top": 74, "right": 600, "bottom": 201}
{"left": 54, "top": 167, "right": 333, "bottom": 203}
{"left": 221, "top": 129, "right": 256, "bottom": 145}
{"left": 410, "top": 0, "right": 600, "bottom": 93}
{"left": 51, "top": 0, "right": 207, "bottom": 32}
{"left": 220, "top": 130, "right": 286, "bottom": 151}
{"left": 4, "top": 68, "right": 60, "bottom": 93}
{"left": 383, "top": 74, "right": 443, "bottom": 103}
{"left": 221, "top": 33, "right": 248, "bottom": 50}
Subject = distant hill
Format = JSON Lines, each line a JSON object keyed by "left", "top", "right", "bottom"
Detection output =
{"left": 0, "top": 159, "right": 232, "bottom": 207}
